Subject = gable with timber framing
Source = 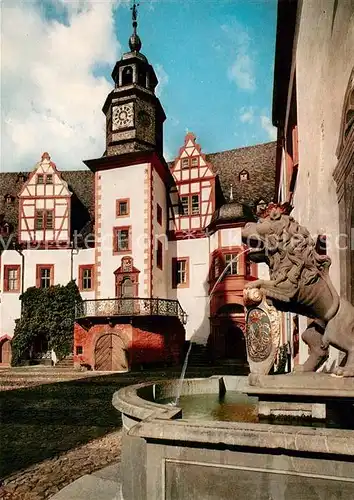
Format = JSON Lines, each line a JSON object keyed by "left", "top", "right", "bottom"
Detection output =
{"left": 169, "top": 133, "right": 215, "bottom": 239}
{"left": 18, "top": 152, "right": 72, "bottom": 245}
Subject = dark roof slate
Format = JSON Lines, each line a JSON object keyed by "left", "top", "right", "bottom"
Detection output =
{"left": 205, "top": 141, "right": 277, "bottom": 206}
{"left": 0, "top": 170, "right": 94, "bottom": 236}
{"left": 0, "top": 141, "right": 276, "bottom": 236}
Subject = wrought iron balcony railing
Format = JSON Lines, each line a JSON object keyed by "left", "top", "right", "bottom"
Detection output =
{"left": 75, "top": 297, "right": 187, "bottom": 325}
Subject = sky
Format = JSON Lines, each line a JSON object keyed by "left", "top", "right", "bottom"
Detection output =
{"left": 1, "top": 0, "right": 277, "bottom": 172}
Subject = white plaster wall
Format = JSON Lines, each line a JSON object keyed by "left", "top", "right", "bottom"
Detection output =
{"left": 0, "top": 251, "right": 22, "bottom": 337}
{"left": 98, "top": 164, "right": 147, "bottom": 298}
{"left": 152, "top": 168, "right": 168, "bottom": 298}
{"left": 209, "top": 231, "right": 219, "bottom": 253}
{"left": 0, "top": 248, "right": 73, "bottom": 337}
{"left": 294, "top": 0, "right": 354, "bottom": 295}
{"left": 168, "top": 238, "right": 210, "bottom": 342}
{"left": 73, "top": 248, "right": 95, "bottom": 300}
{"left": 220, "top": 227, "right": 242, "bottom": 248}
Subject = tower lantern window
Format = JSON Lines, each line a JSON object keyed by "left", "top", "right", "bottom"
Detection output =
{"left": 122, "top": 66, "right": 133, "bottom": 86}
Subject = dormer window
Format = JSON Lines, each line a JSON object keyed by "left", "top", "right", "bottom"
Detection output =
{"left": 37, "top": 174, "right": 44, "bottom": 185}
{"left": 5, "top": 195, "right": 14, "bottom": 205}
{"left": 256, "top": 199, "right": 267, "bottom": 214}
{"left": 239, "top": 170, "right": 249, "bottom": 181}
{"left": 122, "top": 66, "right": 133, "bottom": 86}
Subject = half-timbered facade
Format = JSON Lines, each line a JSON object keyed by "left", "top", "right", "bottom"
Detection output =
{"left": 18, "top": 152, "right": 71, "bottom": 245}
{"left": 0, "top": 11, "right": 276, "bottom": 369}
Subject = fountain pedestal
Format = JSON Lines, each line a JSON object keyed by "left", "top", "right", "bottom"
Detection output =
{"left": 247, "top": 372, "right": 354, "bottom": 421}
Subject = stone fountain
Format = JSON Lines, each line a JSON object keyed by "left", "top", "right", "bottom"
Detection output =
{"left": 113, "top": 203, "right": 354, "bottom": 499}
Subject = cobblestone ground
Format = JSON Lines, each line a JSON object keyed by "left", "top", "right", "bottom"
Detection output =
{"left": 0, "top": 430, "right": 122, "bottom": 500}
{"left": 0, "top": 367, "right": 125, "bottom": 500}
{"left": 0, "top": 364, "right": 236, "bottom": 499}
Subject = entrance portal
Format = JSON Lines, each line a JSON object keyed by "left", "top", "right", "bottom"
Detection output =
{"left": 94, "top": 333, "right": 128, "bottom": 371}
{"left": 0, "top": 338, "right": 12, "bottom": 365}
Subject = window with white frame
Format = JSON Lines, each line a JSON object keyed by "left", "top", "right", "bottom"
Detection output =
{"left": 224, "top": 253, "right": 238, "bottom": 275}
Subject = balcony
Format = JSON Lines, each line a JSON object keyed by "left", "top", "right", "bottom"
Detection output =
{"left": 75, "top": 298, "right": 187, "bottom": 325}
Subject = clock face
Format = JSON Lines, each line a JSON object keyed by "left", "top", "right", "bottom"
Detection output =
{"left": 138, "top": 110, "right": 152, "bottom": 128}
{"left": 112, "top": 103, "right": 134, "bottom": 130}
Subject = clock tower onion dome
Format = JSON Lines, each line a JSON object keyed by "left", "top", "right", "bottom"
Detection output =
{"left": 103, "top": 2, "right": 166, "bottom": 156}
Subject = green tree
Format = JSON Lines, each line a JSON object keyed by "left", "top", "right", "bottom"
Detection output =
{"left": 11, "top": 281, "right": 82, "bottom": 366}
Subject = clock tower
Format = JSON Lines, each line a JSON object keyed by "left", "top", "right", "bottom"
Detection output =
{"left": 103, "top": 4, "right": 166, "bottom": 156}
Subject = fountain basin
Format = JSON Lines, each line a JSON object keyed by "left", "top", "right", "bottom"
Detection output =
{"left": 113, "top": 376, "right": 354, "bottom": 500}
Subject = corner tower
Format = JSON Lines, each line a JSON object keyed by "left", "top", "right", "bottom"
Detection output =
{"left": 103, "top": 3, "right": 166, "bottom": 156}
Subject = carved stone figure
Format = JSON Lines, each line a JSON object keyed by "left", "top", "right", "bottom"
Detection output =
{"left": 242, "top": 203, "right": 354, "bottom": 377}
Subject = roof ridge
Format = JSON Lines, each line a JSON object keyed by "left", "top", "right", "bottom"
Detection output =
{"left": 206, "top": 141, "right": 277, "bottom": 157}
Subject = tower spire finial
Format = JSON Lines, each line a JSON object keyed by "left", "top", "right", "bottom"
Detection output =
{"left": 129, "top": 2, "right": 142, "bottom": 52}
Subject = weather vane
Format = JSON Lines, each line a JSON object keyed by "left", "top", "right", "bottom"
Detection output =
{"left": 131, "top": 1, "right": 139, "bottom": 25}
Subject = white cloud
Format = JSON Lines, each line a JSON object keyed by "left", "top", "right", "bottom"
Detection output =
{"left": 222, "top": 22, "right": 256, "bottom": 92}
{"left": 228, "top": 54, "right": 256, "bottom": 91}
{"left": 239, "top": 106, "right": 255, "bottom": 124}
{"left": 1, "top": 0, "right": 125, "bottom": 171}
{"left": 260, "top": 115, "right": 277, "bottom": 141}
{"left": 155, "top": 64, "right": 169, "bottom": 98}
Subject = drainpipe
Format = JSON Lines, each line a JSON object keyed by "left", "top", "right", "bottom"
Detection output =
{"left": 14, "top": 243, "right": 25, "bottom": 315}
{"left": 70, "top": 241, "right": 79, "bottom": 282}
{"left": 14, "top": 245, "right": 25, "bottom": 295}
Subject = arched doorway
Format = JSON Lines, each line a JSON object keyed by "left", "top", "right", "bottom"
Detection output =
{"left": 94, "top": 333, "right": 128, "bottom": 372}
{"left": 210, "top": 304, "right": 247, "bottom": 363}
{"left": 0, "top": 337, "right": 12, "bottom": 365}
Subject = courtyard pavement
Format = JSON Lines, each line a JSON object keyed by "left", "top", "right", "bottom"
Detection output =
{"left": 0, "top": 364, "right": 241, "bottom": 499}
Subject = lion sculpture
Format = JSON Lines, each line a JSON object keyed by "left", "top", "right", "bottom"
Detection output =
{"left": 242, "top": 203, "right": 354, "bottom": 377}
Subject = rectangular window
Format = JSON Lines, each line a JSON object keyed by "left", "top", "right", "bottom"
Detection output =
{"left": 46, "top": 210, "right": 54, "bottom": 229}
{"left": 37, "top": 174, "right": 44, "bottom": 185}
{"left": 181, "top": 158, "right": 189, "bottom": 169}
{"left": 35, "top": 210, "right": 54, "bottom": 230}
{"left": 157, "top": 203, "right": 162, "bottom": 225}
{"left": 79, "top": 265, "right": 94, "bottom": 291}
{"left": 116, "top": 198, "right": 129, "bottom": 217}
{"left": 156, "top": 240, "right": 163, "bottom": 270}
{"left": 46, "top": 174, "right": 53, "bottom": 185}
{"left": 35, "top": 210, "right": 44, "bottom": 230}
{"left": 172, "top": 258, "right": 189, "bottom": 288}
{"left": 113, "top": 226, "right": 131, "bottom": 253}
{"left": 181, "top": 196, "right": 189, "bottom": 215}
{"left": 4, "top": 265, "right": 20, "bottom": 292}
{"left": 191, "top": 157, "right": 198, "bottom": 167}
{"left": 214, "top": 257, "right": 221, "bottom": 279}
{"left": 36, "top": 265, "right": 54, "bottom": 288}
{"left": 76, "top": 346, "right": 83, "bottom": 355}
{"left": 245, "top": 256, "right": 251, "bottom": 276}
{"left": 191, "top": 194, "right": 200, "bottom": 214}
{"left": 225, "top": 253, "right": 238, "bottom": 275}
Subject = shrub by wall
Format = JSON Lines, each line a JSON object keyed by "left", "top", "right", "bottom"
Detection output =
{"left": 11, "top": 281, "right": 82, "bottom": 366}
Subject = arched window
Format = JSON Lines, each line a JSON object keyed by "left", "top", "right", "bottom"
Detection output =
{"left": 138, "top": 68, "right": 146, "bottom": 87}
{"left": 122, "top": 66, "right": 133, "bottom": 86}
{"left": 121, "top": 278, "right": 134, "bottom": 298}
{"left": 239, "top": 170, "right": 249, "bottom": 182}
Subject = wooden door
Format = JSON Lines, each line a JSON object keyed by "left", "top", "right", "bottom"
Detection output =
{"left": 0, "top": 339, "right": 12, "bottom": 365}
{"left": 94, "top": 334, "right": 128, "bottom": 371}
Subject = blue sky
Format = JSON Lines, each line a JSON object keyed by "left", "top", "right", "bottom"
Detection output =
{"left": 1, "top": 0, "right": 277, "bottom": 171}
{"left": 116, "top": 0, "right": 277, "bottom": 156}
{"left": 122, "top": 0, "right": 276, "bottom": 154}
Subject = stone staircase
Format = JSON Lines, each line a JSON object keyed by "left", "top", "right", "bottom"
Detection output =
{"left": 187, "top": 344, "right": 210, "bottom": 366}
{"left": 55, "top": 355, "right": 74, "bottom": 368}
